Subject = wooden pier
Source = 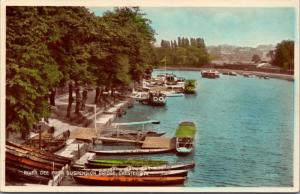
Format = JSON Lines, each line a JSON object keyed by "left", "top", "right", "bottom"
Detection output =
{"left": 69, "top": 127, "right": 97, "bottom": 142}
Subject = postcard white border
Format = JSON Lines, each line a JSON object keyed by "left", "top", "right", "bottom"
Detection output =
{"left": 0, "top": 0, "right": 299, "bottom": 192}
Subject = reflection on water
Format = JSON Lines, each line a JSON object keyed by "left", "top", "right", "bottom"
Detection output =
{"left": 101, "top": 70, "right": 294, "bottom": 187}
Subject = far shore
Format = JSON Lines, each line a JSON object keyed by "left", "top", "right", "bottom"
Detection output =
{"left": 156, "top": 66, "right": 294, "bottom": 81}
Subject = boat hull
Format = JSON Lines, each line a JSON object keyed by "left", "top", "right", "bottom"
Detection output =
{"left": 75, "top": 169, "right": 188, "bottom": 177}
{"left": 6, "top": 166, "right": 50, "bottom": 185}
{"left": 6, "top": 153, "right": 61, "bottom": 171}
{"left": 73, "top": 176, "right": 186, "bottom": 186}
{"left": 6, "top": 141, "right": 71, "bottom": 164}
{"left": 84, "top": 162, "right": 195, "bottom": 171}
{"left": 91, "top": 148, "right": 172, "bottom": 155}
{"left": 88, "top": 159, "right": 167, "bottom": 166}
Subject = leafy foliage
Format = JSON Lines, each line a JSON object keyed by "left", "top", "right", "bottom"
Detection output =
{"left": 6, "top": 7, "right": 62, "bottom": 134}
{"left": 272, "top": 40, "right": 294, "bottom": 70}
{"left": 155, "top": 37, "right": 210, "bottom": 67}
{"left": 6, "top": 6, "right": 157, "bottom": 136}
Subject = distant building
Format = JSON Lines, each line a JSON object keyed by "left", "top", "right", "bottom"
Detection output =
{"left": 256, "top": 62, "right": 281, "bottom": 69}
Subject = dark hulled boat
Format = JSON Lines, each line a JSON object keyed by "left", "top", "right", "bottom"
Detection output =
{"left": 6, "top": 145, "right": 68, "bottom": 166}
{"left": 6, "top": 141, "right": 72, "bottom": 164}
{"left": 6, "top": 166, "right": 51, "bottom": 185}
{"left": 140, "top": 92, "right": 167, "bottom": 106}
{"left": 6, "top": 151, "right": 61, "bottom": 172}
{"left": 6, "top": 148, "right": 64, "bottom": 169}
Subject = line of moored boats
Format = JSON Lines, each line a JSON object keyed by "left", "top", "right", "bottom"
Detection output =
{"left": 201, "top": 69, "right": 270, "bottom": 79}
{"left": 131, "top": 73, "right": 197, "bottom": 106}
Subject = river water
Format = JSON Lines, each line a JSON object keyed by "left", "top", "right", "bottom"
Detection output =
{"left": 98, "top": 70, "right": 294, "bottom": 187}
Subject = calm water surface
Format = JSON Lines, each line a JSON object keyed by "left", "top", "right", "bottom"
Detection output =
{"left": 98, "top": 70, "right": 294, "bottom": 187}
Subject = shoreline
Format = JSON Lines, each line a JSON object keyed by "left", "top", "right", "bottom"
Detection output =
{"left": 155, "top": 67, "right": 294, "bottom": 81}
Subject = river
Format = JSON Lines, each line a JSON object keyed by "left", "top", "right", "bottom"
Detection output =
{"left": 98, "top": 70, "right": 294, "bottom": 187}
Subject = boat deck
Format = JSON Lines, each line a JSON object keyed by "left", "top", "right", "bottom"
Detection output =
{"left": 142, "top": 137, "right": 176, "bottom": 150}
{"left": 69, "top": 127, "right": 97, "bottom": 141}
{"left": 75, "top": 152, "right": 96, "bottom": 165}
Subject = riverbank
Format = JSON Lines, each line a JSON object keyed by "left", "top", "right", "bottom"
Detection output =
{"left": 156, "top": 66, "right": 294, "bottom": 81}
{"left": 5, "top": 90, "right": 134, "bottom": 186}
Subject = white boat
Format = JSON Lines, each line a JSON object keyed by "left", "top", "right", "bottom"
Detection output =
{"left": 73, "top": 162, "right": 195, "bottom": 171}
{"left": 91, "top": 148, "right": 172, "bottom": 155}
{"left": 175, "top": 121, "right": 197, "bottom": 155}
{"left": 130, "top": 91, "right": 149, "bottom": 100}
{"left": 161, "top": 91, "right": 184, "bottom": 97}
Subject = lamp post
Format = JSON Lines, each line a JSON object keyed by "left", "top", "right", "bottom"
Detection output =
{"left": 94, "top": 104, "right": 97, "bottom": 129}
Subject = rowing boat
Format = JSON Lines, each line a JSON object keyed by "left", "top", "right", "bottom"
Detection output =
{"left": 6, "top": 148, "right": 64, "bottom": 169}
{"left": 73, "top": 175, "right": 186, "bottom": 186}
{"left": 73, "top": 168, "right": 188, "bottom": 177}
{"left": 6, "top": 161, "right": 53, "bottom": 178}
{"left": 6, "top": 166, "right": 50, "bottom": 185}
{"left": 6, "top": 141, "right": 71, "bottom": 164}
{"left": 175, "top": 121, "right": 197, "bottom": 155}
{"left": 6, "top": 145, "right": 67, "bottom": 166}
{"left": 91, "top": 148, "right": 172, "bottom": 155}
{"left": 84, "top": 162, "right": 195, "bottom": 171}
{"left": 88, "top": 159, "right": 168, "bottom": 167}
{"left": 6, "top": 152, "right": 61, "bottom": 171}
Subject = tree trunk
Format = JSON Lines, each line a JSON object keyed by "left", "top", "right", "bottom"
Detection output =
{"left": 95, "top": 86, "right": 100, "bottom": 104}
{"left": 75, "top": 86, "right": 82, "bottom": 114}
{"left": 49, "top": 88, "right": 56, "bottom": 106}
{"left": 66, "top": 81, "right": 74, "bottom": 118}
{"left": 81, "top": 88, "right": 88, "bottom": 111}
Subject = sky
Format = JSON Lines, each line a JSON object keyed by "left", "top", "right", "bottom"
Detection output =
{"left": 89, "top": 7, "right": 296, "bottom": 47}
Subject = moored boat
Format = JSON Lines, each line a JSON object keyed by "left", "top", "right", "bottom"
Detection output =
{"left": 88, "top": 159, "right": 168, "bottom": 167}
{"left": 6, "top": 148, "right": 64, "bottom": 169}
{"left": 73, "top": 175, "right": 186, "bottom": 186}
{"left": 175, "top": 121, "right": 197, "bottom": 155}
{"left": 201, "top": 70, "right": 220, "bottom": 79}
{"left": 6, "top": 141, "right": 72, "bottom": 164}
{"left": 6, "top": 145, "right": 68, "bottom": 166}
{"left": 73, "top": 168, "right": 188, "bottom": 177}
{"left": 161, "top": 90, "right": 184, "bottom": 97}
{"left": 101, "top": 120, "right": 165, "bottom": 144}
{"left": 243, "top": 73, "right": 251, "bottom": 77}
{"left": 147, "top": 92, "right": 167, "bottom": 106}
{"left": 228, "top": 71, "right": 237, "bottom": 76}
{"left": 6, "top": 152, "right": 61, "bottom": 171}
{"left": 83, "top": 162, "right": 195, "bottom": 171}
{"left": 6, "top": 166, "right": 51, "bottom": 185}
{"left": 91, "top": 148, "right": 172, "bottom": 155}
{"left": 184, "top": 79, "right": 197, "bottom": 94}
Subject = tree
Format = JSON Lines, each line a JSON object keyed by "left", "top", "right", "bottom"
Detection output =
{"left": 251, "top": 54, "right": 261, "bottom": 63}
{"left": 266, "top": 50, "right": 275, "bottom": 62}
{"left": 272, "top": 40, "right": 294, "bottom": 69}
{"left": 6, "top": 6, "right": 159, "bottom": 137}
{"left": 155, "top": 37, "right": 210, "bottom": 67}
{"left": 6, "top": 7, "right": 62, "bottom": 136}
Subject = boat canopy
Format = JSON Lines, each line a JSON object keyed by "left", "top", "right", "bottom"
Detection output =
{"left": 112, "top": 120, "right": 160, "bottom": 126}
{"left": 176, "top": 122, "right": 196, "bottom": 138}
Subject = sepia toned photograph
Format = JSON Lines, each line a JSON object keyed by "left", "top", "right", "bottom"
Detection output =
{"left": 0, "top": 0, "right": 299, "bottom": 192}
